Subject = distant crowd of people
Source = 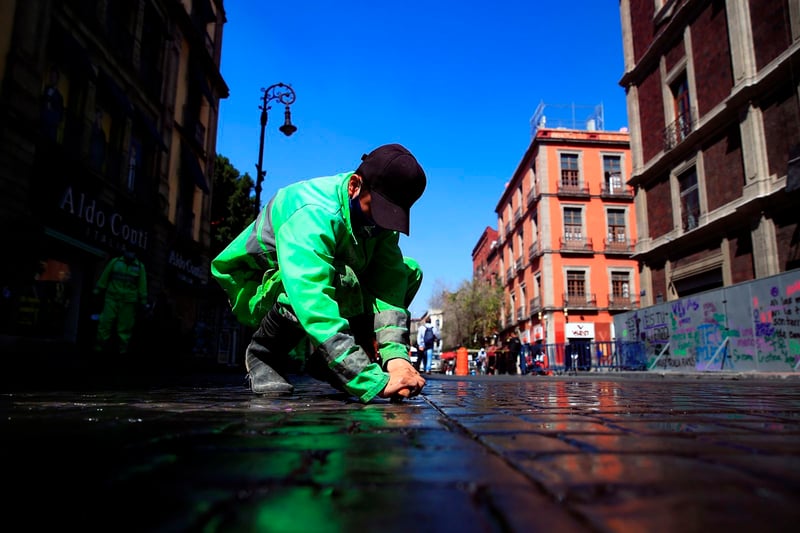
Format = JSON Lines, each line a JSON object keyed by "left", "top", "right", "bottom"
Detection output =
{"left": 474, "top": 332, "right": 548, "bottom": 375}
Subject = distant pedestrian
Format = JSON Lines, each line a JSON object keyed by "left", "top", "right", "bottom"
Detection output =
{"left": 416, "top": 317, "right": 441, "bottom": 373}
{"left": 506, "top": 332, "right": 522, "bottom": 375}
{"left": 520, "top": 340, "right": 530, "bottom": 375}
{"left": 476, "top": 346, "right": 487, "bottom": 375}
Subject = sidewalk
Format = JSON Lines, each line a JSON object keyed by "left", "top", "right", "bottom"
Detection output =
{"left": 3, "top": 371, "right": 800, "bottom": 532}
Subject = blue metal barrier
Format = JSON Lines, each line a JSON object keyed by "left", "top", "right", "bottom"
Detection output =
{"left": 539, "top": 340, "right": 647, "bottom": 374}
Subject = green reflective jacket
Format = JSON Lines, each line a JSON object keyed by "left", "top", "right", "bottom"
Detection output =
{"left": 94, "top": 256, "right": 147, "bottom": 304}
{"left": 211, "top": 172, "right": 420, "bottom": 402}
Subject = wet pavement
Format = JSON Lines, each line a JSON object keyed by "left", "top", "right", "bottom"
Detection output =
{"left": 3, "top": 371, "right": 800, "bottom": 532}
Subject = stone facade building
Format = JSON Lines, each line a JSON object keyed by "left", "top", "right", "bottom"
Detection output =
{"left": 619, "top": 0, "right": 800, "bottom": 304}
{"left": 0, "top": 0, "right": 229, "bottom": 358}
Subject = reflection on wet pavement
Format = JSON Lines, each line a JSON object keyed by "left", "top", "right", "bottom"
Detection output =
{"left": 2, "top": 375, "right": 799, "bottom": 532}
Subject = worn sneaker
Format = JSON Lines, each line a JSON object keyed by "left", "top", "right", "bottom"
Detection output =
{"left": 245, "top": 353, "right": 294, "bottom": 395}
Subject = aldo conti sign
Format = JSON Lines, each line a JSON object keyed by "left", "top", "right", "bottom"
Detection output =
{"left": 57, "top": 186, "right": 149, "bottom": 251}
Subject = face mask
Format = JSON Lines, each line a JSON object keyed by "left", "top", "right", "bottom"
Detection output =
{"left": 350, "top": 196, "right": 376, "bottom": 228}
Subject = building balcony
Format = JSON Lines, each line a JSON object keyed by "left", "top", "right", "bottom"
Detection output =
{"left": 563, "top": 292, "right": 597, "bottom": 310}
{"left": 528, "top": 241, "right": 541, "bottom": 259}
{"left": 526, "top": 188, "right": 539, "bottom": 206}
{"left": 513, "top": 208, "right": 522, "bottom": 226}
{"left": 608, "top": 295, "right": 639, "bottom": 310}
{"left": 505, "top": 313, "right": 517, "bottom": 327}
{"left": 516, "top": 307, "right": 526, "bottom": 321}
{"left": 529, "top": 296, "right": 542, "bottom": 316}
{"left": 559, "top": 236, "right": 593, "bottom": 254}
{"left": 603, "top": 238, "right": 635, "bottom": 255}
{"left": 515, "top": 257, "right": 524, "bottom": 272}
{"left": 600, "top": 184, "right": 634, "bottom": 199}
{"left": 681, "top": 208, "right": 701, "bottom": 232}
{"left": 557, "top": 184, "right": 590, "bottom": 198}
{"left": 505, "top": 267, "right": 514, "bottom": 284}
{"left": 663, "top": 112, "right": 693, "bottom": 151}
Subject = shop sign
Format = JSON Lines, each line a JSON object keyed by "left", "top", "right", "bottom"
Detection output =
{"left": 565, "top": 322, "right": 595, "bottom": 339}
{"left": 168, "top": 249, "right": 207, "bottom": 285}
{"left": 57, "top": 186, "right": 149, "bottom": 251}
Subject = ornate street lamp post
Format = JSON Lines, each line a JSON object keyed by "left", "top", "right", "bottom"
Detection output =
{"left": 254, "top": 82, "right": 297, "bottom": 219}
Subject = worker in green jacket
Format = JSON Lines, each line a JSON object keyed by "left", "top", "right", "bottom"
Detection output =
{"left": 212, "top": 143, "right": 428, "bottom": 403}
{"left": 94, "top": 248, "right": 148, "bottom": 355}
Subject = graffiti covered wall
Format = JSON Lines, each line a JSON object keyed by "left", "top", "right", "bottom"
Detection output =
{"left": 613, "top": 269, "right": 800, "bottom": 372}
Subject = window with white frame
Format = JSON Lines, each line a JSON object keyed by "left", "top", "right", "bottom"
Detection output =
{"left": 603, "top": 154, "right": 623, "bottom": 193}
{"left": 611, "top": 271, "right": 631, "bottom": 300}
{"left": 678, "top": 167, "right": 700, "bottom": 231}
{"left": 566, "top": 270, "right": 586, "bottom": 297}
{"left": 560, "top": 153, "right": 580, "bottom": 188}
{"left": 564, "top": 207, "right": 583, "bottom": 241}
{"left": 607, "top": 208, "right": 627, "bottom": 243}
{"left": 671, "top": 72, "right": 692, "bottom": 142}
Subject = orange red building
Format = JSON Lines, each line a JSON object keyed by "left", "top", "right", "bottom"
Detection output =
{"left": 481, "top": 107, "right": 639, "bottom": 352}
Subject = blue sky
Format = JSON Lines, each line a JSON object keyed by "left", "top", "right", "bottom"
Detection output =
{"left": 215, "top": 1, "right": 629, "bottom": 318}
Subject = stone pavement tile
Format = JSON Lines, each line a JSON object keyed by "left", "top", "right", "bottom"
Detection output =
{"left": 510, "top": 453, "right": 765, "bottom": 490}
{"left": 550, "top": 433, "right": 747, "bottom": 455}
{"left": 596, "top": 415, "right": 786, "bottom": 434}
{"left": 714, "top": 419, "right": 800, "bottom": 432}
{"left": 456, "top": 417, "right": 615, "bottom": 435}
{"left": 694, "top": 433, "right": 800, "bottom": 454}
{"left": 480, "top": 433, "right": 585, "bottom": 454}
{"left": 571, "top": 484, "right": 800, "bottom": 533}
{"left": 705, "top": 455, "right": 800, "bottom": 488}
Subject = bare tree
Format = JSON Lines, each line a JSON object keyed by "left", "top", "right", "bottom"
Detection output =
{"left": 435, "top": 275, "right": 502, "bottom": 350}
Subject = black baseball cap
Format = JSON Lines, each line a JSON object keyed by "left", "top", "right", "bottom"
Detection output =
{"left": 355, "top": 143, "right": 427, "bottom": 234}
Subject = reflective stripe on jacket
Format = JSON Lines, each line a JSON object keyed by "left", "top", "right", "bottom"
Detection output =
{"left": 95, "top": 257, "right": 147, "bottom": 304}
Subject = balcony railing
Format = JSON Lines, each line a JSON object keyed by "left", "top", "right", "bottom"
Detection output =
{"left": 557, "top": 183, "right": 590, "bottom": 198}
{"left": 516, "top": 306, "right": 526, "bottom": 321}
{"left": 529, "top": 296, "right": 542, "bottom": 315}
{"left": 505, "top": 267, "right": 513, "bottom": 284}
{"left": 528, "top": 241, "right": 540, "bottom": 259}
{"left": 563, "top": 292, "right": 597, "bottom": 309}
{"left": 515, "top": 257, "right": 524, "bottom": 272}
{"left": 506, "top": 312, "right": 517, "bottom": 326}
{"left": 663, "top": 112, "right": 693, "bottom": 151}
{"left": 600, "top": 184, "right": 634, "bottom": 199}
{"left": 603, "top": 238, "right": 635, "bottom": 254}
{"left": 560, "top": 236, "right": 593, "bottom": 253}
{"left": 526, "top": 188, "right": 539, "bottom": 205}
{"left": 681, "top": 207, "right": 700, "bottom": 231}
{"left": 513, "top": 208, "right": 522, "bottom": 225}
{"left": 608, "top": 295, "right": 639, "bottom": 310}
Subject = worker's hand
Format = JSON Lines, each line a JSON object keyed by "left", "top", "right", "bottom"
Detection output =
{"left": 379, "top": 358, "right": 426, "bottom": 401}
